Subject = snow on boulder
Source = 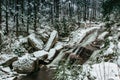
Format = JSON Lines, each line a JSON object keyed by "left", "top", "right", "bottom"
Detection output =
{"left": 44, "top": 30, "right": 58, "bottom": 51}
{"left": 90, "top": 62, "right": 120, "bottom": 80}
{"left": 28, "top": 33, "right": 44, "bottom": 50}
{"left": 12, "top": 54, "right": 39, "bottom": 74}
{"left": 33, "top": 50, "right": 48, "bottom": 60}
{"left": 0, "top": 54, "right": 18, "bottom": 66}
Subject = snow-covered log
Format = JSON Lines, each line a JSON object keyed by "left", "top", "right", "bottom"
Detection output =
{"left": 47, "top": 50, "right": 65, "bottom": 68}
{"left": 47, "top": 42, "right": 63, "bottom": 61}
{"left": 54, "top": 42, "right": 63, "bottom": 51}
{"left": 28, "top": 33, "right": 44, "bottom": 50}
{"left": 44, "top": 30, "right": 58, "bottom": 51}
{"left": 97, "top": 31, "right": 109, "bottom": 40}
{"left": 33, "top": 50, "right": 48, "bottom": 60}
{"left": 69, "top": 27, "right": 99, "bottom": 47}
{"left": 0, "top": 54, "right": 18, "bottom": 66}
{"left": 48, "top": 48, "right": 56, "bottom": 60}
{"left": 12, "top": 54, "right": 39, "bottom": 74}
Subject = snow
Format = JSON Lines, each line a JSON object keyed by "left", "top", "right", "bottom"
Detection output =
{"left": 104, "top": 42, "right": 115, "bottom": 55}
{"left": 0, "top": 54, "right": 18, "bottom": 66}
{"left": 98, "top": 31, "right": 109, "bottom": 40}
{"left": 82, "top": 30, "right": 98, "bottom": 46}
{"left": 91, "top": 62, "right": 120, "bottom": 80}
{"left": 48, "top": 48, "right": 56, "bottom": 60}
{"left": 47, "top": 50, "right": 64, "bottom": 67}
{"left": 54, "top": 42, "right": 63, "bottom": 51}
{"left": 118, "top": 42, "right": 120, "bottom": 49}
{"left": 69, "top": 27, "right": 100, "bottom": 46}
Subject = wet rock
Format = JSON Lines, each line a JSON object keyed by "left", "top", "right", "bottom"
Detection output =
{"left": 0, "top": 54, "right": 18, "bottom": 66}
{"left": 12, "top": 54, "right": 39, "bottom": 74}
{"left": 28, "top": 33, "right": 44, "bottom": 50}
{"left": 44, "top": 30, "right": 58, "bottom": 51}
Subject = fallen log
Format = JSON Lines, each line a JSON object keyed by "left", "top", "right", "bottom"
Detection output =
{"left": 33, "top": 50, "right": 48, "bottom": 60}
{"left": 44, "top": 30, "right": 58, "bottom": 51}
{"left": 47, "top": 50, "right": 65, "bottom": 68}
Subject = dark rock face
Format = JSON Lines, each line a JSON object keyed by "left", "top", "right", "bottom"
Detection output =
{"left": 16, "top": 67, "right": 55, "bottom": 80}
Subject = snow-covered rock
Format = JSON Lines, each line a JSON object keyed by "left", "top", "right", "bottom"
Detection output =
{"left": 91, "top": 62, "right": 120, "bottom": 80}
{"left": 12, "top": 54, "right": 39, "bottom": 74}
{"left": 28, "top": 33, "right": 44, "bottom": 50}
{"left": 44, "top": 30, "right": 58, "bottom": 51}
{"left": 0, "top": 54, "right": 18, "bottom": 66}
{"left": 78, "top": 62, "right": 120, "bottom": 80}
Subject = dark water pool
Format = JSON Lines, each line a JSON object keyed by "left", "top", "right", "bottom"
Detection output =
{"left": 17, "top": 68, "right": 55, "bottom": 80}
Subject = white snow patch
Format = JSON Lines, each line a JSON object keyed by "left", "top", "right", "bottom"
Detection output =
{"left": 104, "top": 42, "right": 115, "bottom": 55}
{"left": 91, "top": 62, "right": 120, "bottom": 80}
{"left": 98, "top": 31, "right": 109, "bottom": 40}
{"left": 48, "top": 48, "right": 56, "bottom": 60}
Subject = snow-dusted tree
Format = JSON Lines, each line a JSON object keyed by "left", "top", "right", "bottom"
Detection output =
{"left": 0, "top": 0, "right": 1, "bottom": 30}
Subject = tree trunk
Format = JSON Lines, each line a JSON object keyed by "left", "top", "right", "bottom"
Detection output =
{"left": 34, "top": 0, "right": 37, "bottom": 32}
{"left": 0, "top": 0, "right": 2, "bottom": 30}
{"left": 6, "top": 0, "right": 9, "bottom": 34}
{"left": 16, "top": 0, "right": 19, "bottom": 37}
{"left": 27, "top": 0, "right": 30, "bottom": 34}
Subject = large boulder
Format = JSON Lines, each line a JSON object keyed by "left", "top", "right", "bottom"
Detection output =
{"left": 28, "top": 33, "right": 44, "bottom": 50}
{"left": 12, "top": 54, "right": 39, "bottom": 74}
